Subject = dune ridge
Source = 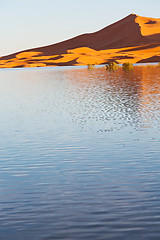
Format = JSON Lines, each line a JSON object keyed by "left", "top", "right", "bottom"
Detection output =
{"left": 0, "top": 14, "right": 160, "bottom": 68}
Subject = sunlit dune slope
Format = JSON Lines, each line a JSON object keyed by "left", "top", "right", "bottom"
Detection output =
{"left": 0, "top": 14, "right": 160, "bottom": 68}
{"left": 135, "top": 15, "right": 160, "bottom": 37}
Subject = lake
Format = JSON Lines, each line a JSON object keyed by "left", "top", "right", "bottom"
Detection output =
{"left": 0, "top": 66, "right": 160, "bottom": 240}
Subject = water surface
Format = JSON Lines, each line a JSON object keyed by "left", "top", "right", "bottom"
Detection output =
{"left": 0, "top": 66, "right": 160, "bottom": 240}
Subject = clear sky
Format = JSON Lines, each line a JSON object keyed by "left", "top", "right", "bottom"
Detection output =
{"left": 0, "top": 0, "right": 160, "bottom": 57}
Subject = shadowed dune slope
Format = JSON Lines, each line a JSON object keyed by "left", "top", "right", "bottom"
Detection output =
{"left": 1, "top": 14, "right": 160, "bottom": 68}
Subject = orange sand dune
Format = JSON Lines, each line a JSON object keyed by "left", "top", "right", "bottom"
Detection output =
{"left": 0, "top": 14, "right": 160, "bottom": 68}
{"left": 135, "top": 15, "right": 160, "bottom": 36}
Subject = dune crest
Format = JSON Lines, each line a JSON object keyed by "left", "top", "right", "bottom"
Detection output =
{"left": 0, "top": 14, "right": 160, "bottom": 68}
{"left": 135, "top": 15, "right": 160, "bottom": 36}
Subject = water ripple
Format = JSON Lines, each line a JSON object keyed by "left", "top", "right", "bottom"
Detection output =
{"left": 0, "top": 66, "right": 160, "bottom": 239}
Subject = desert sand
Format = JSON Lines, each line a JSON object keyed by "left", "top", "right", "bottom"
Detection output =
{"left": 0, "top": 14, "right": 160, "bottom": 68}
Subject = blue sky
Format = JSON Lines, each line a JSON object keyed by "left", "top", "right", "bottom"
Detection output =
{"left": 0, "top": 0, "right": 160, "bottom": 56}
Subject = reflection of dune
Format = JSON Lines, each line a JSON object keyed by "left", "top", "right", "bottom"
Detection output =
{"left": 139, "top": 67, "right": 160, "bottom": 126}
{"left": 61, "top": 66, "right": 160, "bottom": 131}
{"left": 0, "top": 14, "right": 160, "bottom": 68}
{"left": 61, "top": 67, "right": 143, "bottom": 131}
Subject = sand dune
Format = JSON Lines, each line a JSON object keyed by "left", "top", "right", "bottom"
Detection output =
{"left": 0, "top": 14, "right": 160, "bottom": 68}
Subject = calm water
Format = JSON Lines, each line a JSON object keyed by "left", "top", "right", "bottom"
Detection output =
{"left": 0, "top": 66, "right": 160, "bottom": 240}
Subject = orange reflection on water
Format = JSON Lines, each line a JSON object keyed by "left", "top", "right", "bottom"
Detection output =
{"left": 62, "top": 66, "right": 160, "bottom": 131}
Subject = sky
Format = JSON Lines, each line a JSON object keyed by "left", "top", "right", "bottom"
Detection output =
{"left": 0, "top": 0, "right": 160, "bottom": 57}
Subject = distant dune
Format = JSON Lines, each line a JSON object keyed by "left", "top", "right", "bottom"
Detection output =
{"left": 0, "top": 14, "right": 160, "bottom": 68}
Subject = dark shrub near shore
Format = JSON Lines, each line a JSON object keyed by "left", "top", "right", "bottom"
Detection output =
{"left": 88, "top": 64, "right": 95, "bottom": 69}
{"left": 106, "top": 62, "right": 118, "bottom": 71}
{"left": 122, "top": 62, "right": 133, "bottom": 70}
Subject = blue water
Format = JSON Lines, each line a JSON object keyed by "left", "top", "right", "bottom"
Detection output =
{"left": 0, "top": 66, "right": 160, "bottom": 240}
